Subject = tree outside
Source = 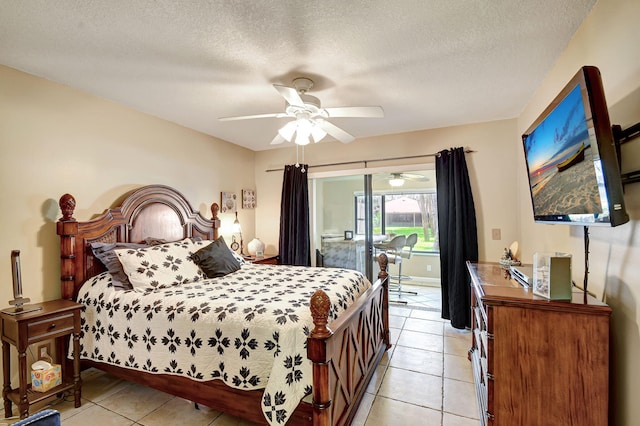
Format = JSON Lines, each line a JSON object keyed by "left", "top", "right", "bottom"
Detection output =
{"left": 384, "top": 194, "right": 438, "bottom": 252}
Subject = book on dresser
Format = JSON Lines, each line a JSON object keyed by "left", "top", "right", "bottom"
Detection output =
{"left": 466, "top": 261, "right": 611, "bottom": 426}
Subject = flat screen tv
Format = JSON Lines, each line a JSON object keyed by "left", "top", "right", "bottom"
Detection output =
{"left": 522, "top": 66, "right": 629, "bottom": 227}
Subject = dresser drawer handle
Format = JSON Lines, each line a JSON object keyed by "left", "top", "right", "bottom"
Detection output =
{"left": 48, "top": 323, "right": 56, "bottom": 329}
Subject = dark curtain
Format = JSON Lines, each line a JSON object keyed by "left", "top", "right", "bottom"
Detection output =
{"left": 279, "top": 164, "right": 311, "bottom": 266}
{"left": 436, "top": 147, "right": 478, "bottom": 329}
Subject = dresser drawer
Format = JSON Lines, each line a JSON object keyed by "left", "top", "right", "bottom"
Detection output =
{"left": 26, "top": 312, "right": 76, "bottom": 343}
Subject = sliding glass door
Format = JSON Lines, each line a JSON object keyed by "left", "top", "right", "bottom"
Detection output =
{"left": 311, "top": 174, "right": 370, "bottom": 277}
{"left": 312, "top": 168, "right": 438, "bottom": 284}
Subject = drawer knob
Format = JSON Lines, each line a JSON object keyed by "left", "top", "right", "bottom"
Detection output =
{"left": 48, "top": 323, "right": 56, "bottom": 329}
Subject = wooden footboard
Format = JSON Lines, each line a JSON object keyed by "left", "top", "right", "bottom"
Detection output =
{"left": 56, "top": 185, "right": 391, "bottom": 425}
{"left": 308, "top": 253, "right": 390, "bottom": 426}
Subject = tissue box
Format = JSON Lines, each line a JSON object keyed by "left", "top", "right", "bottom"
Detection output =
{"left": 31, "top": 363, "right": 62, "bottom": 392}
{"left": 533, "top": 252, "right": 572, "bottom": 300}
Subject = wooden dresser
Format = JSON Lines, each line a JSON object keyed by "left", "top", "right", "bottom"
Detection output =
{"left": 467, "top": 261, "right": 610, "bottom": 426}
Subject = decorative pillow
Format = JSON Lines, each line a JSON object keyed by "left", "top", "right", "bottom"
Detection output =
{"left": 191, "top": 236, "right": 241, "bottom": 278}
{"left": 115, "top": 238, "right": 204, "bottom": 290}
{"left": 144, "top": 237, "right": 168, "bottom": 246}
{"left": 192, "top": 239, "right": 246, "bottom": 265}
{"left": 91, "top": 242, "right": 148, "bottom": 290}
{"left": 145, "top": 236, "right": 202, "bottom": 245}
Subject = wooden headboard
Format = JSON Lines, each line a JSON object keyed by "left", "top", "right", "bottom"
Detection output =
{"left": 56, "top": 185, "right": 220, "bottom": 300}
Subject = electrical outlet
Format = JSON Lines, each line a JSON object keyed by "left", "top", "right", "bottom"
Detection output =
{"left": 427, "top": 265, "right": 432, "bottom": 272}
{"left": 491, "top": 228, "right": 501, "bottom": 240}
{"left": 37, "top": 343, "right": 51, "bottom": 360}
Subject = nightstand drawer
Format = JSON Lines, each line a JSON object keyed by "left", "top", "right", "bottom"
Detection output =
{"left": 27, "top": 312, "right": 75, "bottom": 342}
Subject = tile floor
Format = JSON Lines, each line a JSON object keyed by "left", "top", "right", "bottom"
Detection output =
{"left": 1, "top": 285, "right": 479, "bottom": 426}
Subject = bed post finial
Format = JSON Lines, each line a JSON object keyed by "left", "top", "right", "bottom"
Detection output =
{"left": 57, "top": 193, "right": 79, "bottom": 300}
{"left": 211, "top": 202, "right": 219, "bottom": 220}
{"left": 210, "top": 202, "right": 220, "bottom": 239}
{"left": 59, "top": 193, "right": 76, "bottom": 222}
{"left": 310, "top": 289, "right": 332, "bottom": 338}
{"left": 377, "top": 253, "right": 388, "bottom": 278}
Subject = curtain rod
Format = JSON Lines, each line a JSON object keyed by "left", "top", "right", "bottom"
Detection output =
{"left": 265, "top": 149, "right": 475, "bottom": 172}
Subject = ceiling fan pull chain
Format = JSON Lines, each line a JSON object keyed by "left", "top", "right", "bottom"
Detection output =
{"left": 295, "top": 144, "right": 300, "bottom": 168}
{"left": 301, "top": 146, "right": 306, "bottom": 173}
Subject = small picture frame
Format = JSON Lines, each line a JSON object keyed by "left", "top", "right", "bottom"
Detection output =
{"left": 221, "top": 192, "right": 237, "bottom": 213}
{"left": 344, "top": 230, "right": 354, "bottom": 240}
{"left": 255, "top": 250, "right": 264, "bottom": 258}
{"left": 242, "top": 189, "right": 256, "bottom": 209}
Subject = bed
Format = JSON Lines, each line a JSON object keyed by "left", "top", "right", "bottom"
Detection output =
{"left": 56, "top": 184, "right": 391, "bottom": 426}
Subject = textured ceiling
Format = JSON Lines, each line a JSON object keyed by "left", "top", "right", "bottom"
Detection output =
{"left": 0, "top": 1, "right": 596, "bottom": 151}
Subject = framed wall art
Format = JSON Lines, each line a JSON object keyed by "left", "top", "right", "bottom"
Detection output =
{"left": 220, "top": 192, "right": 237, "bottom": 213}
{"left": 242, "top": 189, "right": 256, "bottom": 209}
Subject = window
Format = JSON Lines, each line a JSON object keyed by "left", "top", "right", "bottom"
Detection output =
{"left": 355, "top": 191, "right": 439, "bottom": 253}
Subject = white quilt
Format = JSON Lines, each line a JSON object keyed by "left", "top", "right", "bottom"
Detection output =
{"left": 76, "top": 264, "right": 371, "bottom": 425}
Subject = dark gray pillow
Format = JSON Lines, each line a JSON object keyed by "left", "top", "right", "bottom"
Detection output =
{"left": 144, "top": 237, "right": 168, "bottom": 246}
{"left": 192, "top": 236, "right": 241, "bottom": 278}
{"left": 91, "top": 242, "right": 147, "bottom": 290}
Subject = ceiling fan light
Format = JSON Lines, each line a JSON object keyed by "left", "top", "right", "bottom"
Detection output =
{"left": 278, "top": 121, "right": 297, "bottom": 141}
{"left": 295, "top": 134, "right": 311, "bottom": 146}
{"left": 389, "top": 177, "right": 405, "bottom": 187}
{"left": 297, "top": 117, "right": 312, "bottom": 131}
{"left": 310, "top": 125, "right": 327, "bottom": 143}
{"left": 295, "top": 123, "right": 311, "bottom": 145}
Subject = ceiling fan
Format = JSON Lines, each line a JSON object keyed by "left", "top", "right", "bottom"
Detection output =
{"left": 219, "top": 78, "right": 384, "bottom": 146}
{"left": 385, "top": 172, "right": 429, "bottom": 187}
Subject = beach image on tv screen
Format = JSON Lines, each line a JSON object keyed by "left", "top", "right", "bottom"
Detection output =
{"left": 523, "top": 85, "right": 603, "bottom": 217}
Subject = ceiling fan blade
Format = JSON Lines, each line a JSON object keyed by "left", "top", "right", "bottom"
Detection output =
{"left": 324, "top": 106, "right": 384, "bottom": 118}
{"left": 273, "top": 84, "right": 305, "bottom": 108}
{"left": 318, "top": 120, "right": 355, "bottom": 143}
{"left": 402, "top": 173, "right": 428, "bottom": 181}
{"left": 219, "top": 112, "right": 288, "bottom": 121}
{"left": 270, "top": 133, "right": 287, "bottom": 145}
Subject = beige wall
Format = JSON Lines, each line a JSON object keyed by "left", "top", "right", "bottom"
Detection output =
{"left": 0, "top": 65, "right": 256, "bottom": 306}
{"left": 516, "top": 0, "right": 640, "bottom": 424}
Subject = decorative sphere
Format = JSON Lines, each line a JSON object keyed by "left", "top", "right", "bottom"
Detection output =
{"left": 247, "top": 238, "right": 265, "bottom": 256}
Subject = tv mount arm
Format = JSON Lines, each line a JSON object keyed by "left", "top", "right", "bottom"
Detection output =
{"left": 613, "top": 122, "right": 640, "bottom": 186}
{"left": 580, "top": 121, "right": 640, "bottom": 303}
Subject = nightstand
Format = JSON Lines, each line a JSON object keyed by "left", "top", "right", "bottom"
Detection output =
{"left": 244, "top": 254, "right": 280, "bottom": 265}
{"left": 1, "top": 300, "right": 82, "bottom": 419}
